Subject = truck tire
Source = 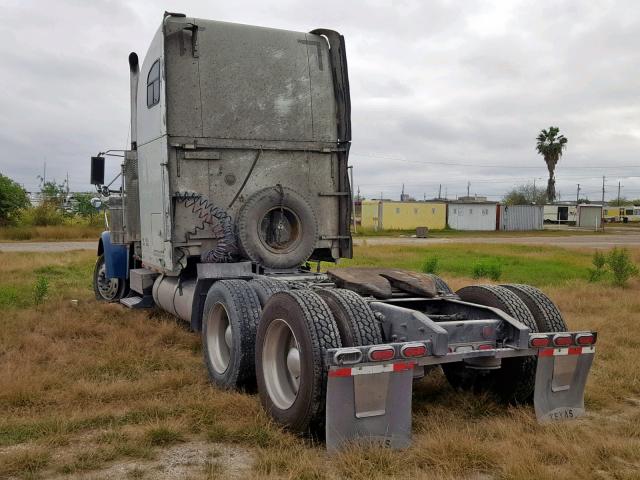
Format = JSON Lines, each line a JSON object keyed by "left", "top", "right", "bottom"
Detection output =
{"left": 93, "top": 254, "right": 128, "bottom": 302}
{"left": 236, "top": 186, "right": 318, "bottom": 269}
{"left": 256, "top": 289, "right": 341, "bottom": 433}
{"left": 316, "top": 288, "right": 383, "bottom": 346}
{"left": 426, "top": 274, "right": 454, "bottom": 295}
{"left": 248, "top": 277, "right": 290, "bottom": 308}
{"left": 500, "top": 284, "right": 567, "bottom": 332}
{"left": 202, "top": 280, "right": 261, "bottom": 390}
{"left": 443, "top": 285, "right": 539, "bottom": 403}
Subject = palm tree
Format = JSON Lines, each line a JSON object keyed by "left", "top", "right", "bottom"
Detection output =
{"left": 536, "top": 126, "right": 567, "bottom": 202}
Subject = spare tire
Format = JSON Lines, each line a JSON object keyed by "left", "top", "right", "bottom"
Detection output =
{"left": 237, "top": 186, "right": 318, "bottom": 269}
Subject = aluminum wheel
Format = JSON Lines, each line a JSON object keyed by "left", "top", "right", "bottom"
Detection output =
{"left": 206, "top": 303, "right": 233, "bottom": 374}
{"left": 262, "top": 318, "right": 301, "bottom": 410}
{"left": 96, "top": 260, "right": 119, "bottom": 300}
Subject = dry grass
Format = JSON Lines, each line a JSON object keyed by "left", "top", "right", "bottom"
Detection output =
{"left": 0, "top": 247, "right": 639, "bottom": 478}
{"left": 0, "top": 225, "right": 102, "bottom": 242}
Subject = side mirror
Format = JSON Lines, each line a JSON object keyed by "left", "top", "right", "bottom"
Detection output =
{"left": 90, "top": 156, "right": 105, "bottom": 185}
{"left": 90, "top": 197, "right": 103, "bottom": 210}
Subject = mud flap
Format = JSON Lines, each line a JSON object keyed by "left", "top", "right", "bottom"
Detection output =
{"left": 326, "top": 363, "right": 414, "bottom": 451}
{"left": 534, "top": 346, "right": 595, "bottom": 422}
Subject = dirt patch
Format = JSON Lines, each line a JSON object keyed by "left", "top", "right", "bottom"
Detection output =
{"left": 45, "top": 440, "right": 253, "bottom": 480}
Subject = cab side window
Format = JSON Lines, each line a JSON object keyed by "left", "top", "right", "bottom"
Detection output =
{"left": 147, "top": 60, "right": 160, "bottom": 108}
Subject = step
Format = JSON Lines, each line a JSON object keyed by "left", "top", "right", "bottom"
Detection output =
{"left": 120, "top": 295, "right": 154, "bottom": 309}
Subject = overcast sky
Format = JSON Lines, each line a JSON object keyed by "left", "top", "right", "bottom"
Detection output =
{"left": 1, "top": 0, "right": 639, "bottom": 202}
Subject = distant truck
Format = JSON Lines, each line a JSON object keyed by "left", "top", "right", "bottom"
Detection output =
{"left": 90, "top": 12, "right": 597, "bottom": 450}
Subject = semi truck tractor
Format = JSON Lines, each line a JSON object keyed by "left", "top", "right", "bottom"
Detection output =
{"left": 91, "top": 12, "right": 597, "bottom": 450}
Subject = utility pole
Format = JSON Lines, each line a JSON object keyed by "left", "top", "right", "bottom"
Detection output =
{"left": 617, "top": 181, "right": 621, "bottom": 205}
{"left": 467, "top": 181, "right": 470, "bottom": 198}
{"left": 576, "top": 184, "right": 580, "bottom": 205}
{"left": 348, "top": 166, "right": 356, "bottom": 233}
{"left": 601, "top": 176, "right": 606, "bottom": 231}
{"left": 438, "top": 184, "right": 442, "bottom": 200}
{"left": 533, "top": 177, "right": 538, "bottom": 203}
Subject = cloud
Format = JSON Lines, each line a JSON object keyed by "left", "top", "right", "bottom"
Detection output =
{"left": 0, "top": 0, "right": 639, "bottom": 201}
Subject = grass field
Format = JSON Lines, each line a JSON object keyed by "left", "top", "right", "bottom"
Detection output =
{"left": 0, "top": 224, "right": 614, "bottom": 243}
{"left": 1, "top": 245, "right": 639, "bottom": 479}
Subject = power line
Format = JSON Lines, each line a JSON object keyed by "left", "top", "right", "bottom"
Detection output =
{"left": 351, "top": 153, "right": 640, "bottom": 170}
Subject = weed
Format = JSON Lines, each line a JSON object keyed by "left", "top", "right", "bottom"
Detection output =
{"left": 588, "top": 250, "right": 607, "bottom": 282}
{"left": 127, "top": 467, "right": 147, "bottom": 479}
{"left": 0, "top": 448, "right": 50, "bottom": 478}
{"left": 421, "top": 256, "right": 439, "bottom": 274}
{"left": 5, "top": 227, "right": 33, "bottom": 240}
{"left": 144, "top": 425, "right": 184, "bottom": 446}
{"left": 203, "top": 456, "right": 225, "bottom": 479}
{"left": 33, "top": 276, "right": 49, "bottom": 305}
{"left": 606, "top": 247, "right": 638, "bottom": 287}
{"left": 472, "top": 261, "right": 502, "bottom": 281}
{"left": 0, "top": 285, "right": 19, "bottom": 307}
{"left": 0, "top": 224, "right": 102, "bottom": 241}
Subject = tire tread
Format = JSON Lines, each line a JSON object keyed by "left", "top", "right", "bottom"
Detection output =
{"left": 203, "top": 279, "right": 261, "bottom": 389}
{"left": 501, "top": 284, "right": 567, "bottom": 332}
{"left": 249, "top": 277, "right": 289, "bottom": 307}
{"left": 316, "top": 288, "right": 383, "bottom": 346}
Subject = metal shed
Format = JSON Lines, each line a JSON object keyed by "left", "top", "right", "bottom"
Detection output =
{"left": 577, "top": 205, "right": 603, "bottom": 230}
{"left": 499, "top": 205, "right": 544, "bottom": 231}
{"left": 447, "top": 202, "right": 498, "bottom": 231}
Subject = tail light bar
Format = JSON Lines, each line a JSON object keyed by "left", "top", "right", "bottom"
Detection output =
{"left": 529, "top": 332, "right": 597, "bottom": 349}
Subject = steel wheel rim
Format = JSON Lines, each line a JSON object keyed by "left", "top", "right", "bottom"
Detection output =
{"left": 206, "top": 303, "right": 232, "bottom": 374}
{"left": 258, "top": 207, "right": 302, "bottom": 254}
{"left": 262, "top": 318, "right": 301, "bottom": 410}
{"left": 97, "top": 261, "right": 119, "bottom": 300}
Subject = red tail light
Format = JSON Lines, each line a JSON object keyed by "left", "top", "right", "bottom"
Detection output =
{"left": 530, "top": 336, "right": 550, "bottom": 348}
{"left": 477, "top": 344, "right": 494, "bottom": 351}
{"left": 401, "top": 343, "right": 427, "bottom": 358}
{"left": 368, "top": 346, "right": 395, "bottom": 362}
{"left": 575, "top": 333, "right": 595, "bottom": 346}
{"left": 553, "top": 334, "right": 572, "bottom": 347}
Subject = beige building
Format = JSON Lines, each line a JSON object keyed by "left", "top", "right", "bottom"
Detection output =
{"left": 360, "top": 201, "right": 447, "bottom": 230}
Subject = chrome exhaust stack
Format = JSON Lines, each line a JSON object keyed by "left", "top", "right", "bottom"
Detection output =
{"left": 128, "top": 52, "right": 139, "bottom": 150}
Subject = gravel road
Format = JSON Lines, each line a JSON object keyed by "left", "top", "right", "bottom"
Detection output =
{"left": 353, "top": 233, "right": 640, "bottom": 249}
{"left": 0, "top": 241, "right": 95, "bottom": 252}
